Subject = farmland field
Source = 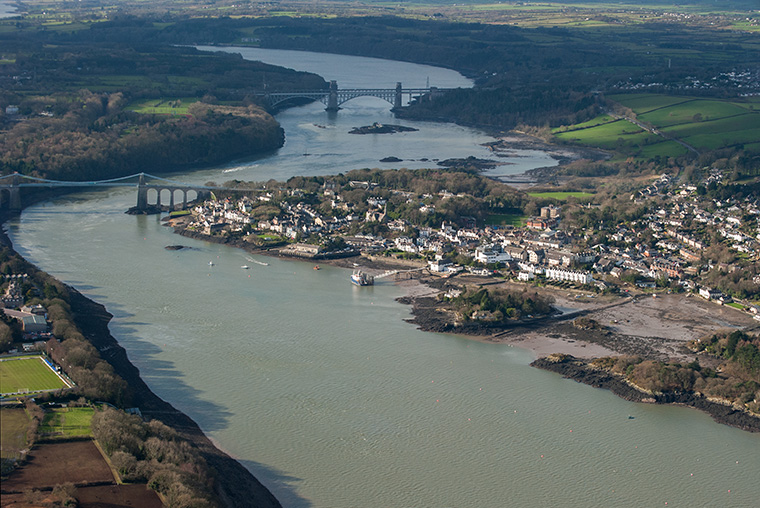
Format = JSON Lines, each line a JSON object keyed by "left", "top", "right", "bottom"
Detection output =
{"left": 551, "top": 114, "right": 614, "bottom": 133}
{"left": 2, "top": 440, "right": 115, "bottom": 490}
{"left": 638, "top": 100, "right": 751, "bottom": 127}
{"left": 606, "top": 94, "right": 693, "bottom": 114}
{"left": 40, "top": 407, "right": 95, "bottom": 439}
{"left": 635, "top": 140, "right": 689, "bottom": 159}
{"left": 0, "top": 408, "right": 28, "bottom": 461}
{"left": 554, "top": 120, "right": 659, "bottom": 149}
{"left": 0, "top": 356, "right": 69, "bottom": 395}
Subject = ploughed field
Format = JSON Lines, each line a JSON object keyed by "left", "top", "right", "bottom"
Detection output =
{"left": 1, "top": 441, "right": 114, "bottom": 490}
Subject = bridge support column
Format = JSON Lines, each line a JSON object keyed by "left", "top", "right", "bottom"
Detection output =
{"left": 182, "top": 190, "right": 188, "bottom": 210}
{"left": 169, "top": 189, "right": 175, "bottom": 211}
{"left": 326, "top": 80, "right": 339, "bottom": 111}
{"left": 9, "top": 173, "right": 21, "bottom": 211}
{"left": 394, "top": 82, "right": 403, "bottom": 109}
{"left": 136, "top": 173, "right": 148, "bottom": 212}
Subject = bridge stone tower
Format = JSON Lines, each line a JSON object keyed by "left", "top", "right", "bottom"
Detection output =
{"left": 8, "top": 173, "right": 22, "bottom": 211}
{"left": 326, "top": 80, "right": 339, "bottom": 112}
{"left": 394, "top": 82, "right": 403, "bottom": 109}
{"left": 136, "top": 173, "right": 148, "bottom": 212}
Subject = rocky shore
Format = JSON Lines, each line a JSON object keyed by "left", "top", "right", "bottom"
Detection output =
{"left": 531, "top": 356, "right": 760, "bottom": 433}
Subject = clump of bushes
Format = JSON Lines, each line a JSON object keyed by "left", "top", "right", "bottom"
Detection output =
{"left": 92, "top": 407, "right": 216, "bottom": 508}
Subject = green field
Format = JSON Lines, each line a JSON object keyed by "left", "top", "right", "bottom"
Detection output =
{"left": 553, "top": 120, "right": 659, "bottom": 149}
{"left": 556, "top": 93, "right": 760, "bottom": 157}
{"left": 638, "top": 100, "right": 751, "bottom": 127}
{"left": 39, "top": 407, "right": 94, "bottom": 438}
{"left": 485, "top": 213, "right": 526, "bottom": 226}
{"left": 635, "top": 141, "right": 689, "bottom": 159}
{"left": 528, "top": 191, "right": 594, "bottom": 200}
{"left": 0, "top": 357, "right": 69, "bottom": 395}
{"left": 0, "top": 408, "right": 28, "bottom": 460}
{"left": 606, "top": 94, "right": 693, "bottom": 114}
{"left": 128, "top": 97, "right": 199, "bottom": 115}
{"left": 551, "top": 114, "right": 614, "bottom": 133}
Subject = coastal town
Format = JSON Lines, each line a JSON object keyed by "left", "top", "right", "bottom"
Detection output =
{"left": 175, "top": 166, "right": 760, "bottom": 319}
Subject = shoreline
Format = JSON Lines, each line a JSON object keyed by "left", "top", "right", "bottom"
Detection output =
{"left": 0, "top": 215, "right": 283, "bottom": 507}
{"left": 531, "top": 356, "right": 760, "bottom": 433}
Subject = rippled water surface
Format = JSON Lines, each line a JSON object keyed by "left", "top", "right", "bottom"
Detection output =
{"left": 8, "top": 49, "right": 759, "bottom": 507}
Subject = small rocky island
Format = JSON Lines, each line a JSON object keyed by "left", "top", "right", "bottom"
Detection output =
{"left": 349, "top": 122, "right": 418, "bottom": 135}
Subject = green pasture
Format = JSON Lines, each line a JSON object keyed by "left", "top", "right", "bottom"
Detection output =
{"left": 639, "top": 100, "right": 751, "bottom": 127}
{"left": 552, "top": 114, "right": 615, "bottom": 133}
{"left": 0, "top": 357, "right": 68, "bottom": 395}
{"left": 606, "top": 94, "right": 693, "bottom": 114}
{"left": 554, "top": 120, "right": 658, "bottom": 149}
{"left": 528, "top": 191, "right": 594, "bottom": 200}
{"left": 0, "top": 408, "right": 28, "bottom": 459}
{"left": 662, "top": 113, "right": 760, "bottom": 138}
{"left": 129, "top": 97, "right": 199, "bottom": 115}
{"left": 485, "top": 213, "right": 526, "bottom": 227}
{"left": 744, "top": 142, "right": 760, "bottom": 153}
{"left": 39, "top": 407, "right": 94, "bottom": 438}
{"left": 683, "top": 129, "right": 760, "bottom": 151}
{"left": 635, "top": 141, "right": 689, "bottom": 159}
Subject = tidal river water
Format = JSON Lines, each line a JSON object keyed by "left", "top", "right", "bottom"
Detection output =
{"left": 7, "top": 48, "right": 759, "bottom": 507}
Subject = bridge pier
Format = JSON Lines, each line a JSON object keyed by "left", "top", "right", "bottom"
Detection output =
{"left": 9, "top": 173, "right": 21, "bottom": 211}
{"left": 394, "top": 82, "right": 403, "bottom": 109}
{"left": 136, "top": 173, "right": 148, "bottom": 212}
{"left": 326, "top": 80, "right": 339, "bottom": 112}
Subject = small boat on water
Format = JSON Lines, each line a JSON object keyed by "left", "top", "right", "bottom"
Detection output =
{"left": 313, "top": 265, "right": 320, "bottom": 270}
{"left": 241, "top": 265, "right": 250, "bottom": 269}
{"left": 351, "top": 269, "right": 374, "bottom": 286}
{"left": 208, "top": 261, "right": 214, "bottom": 266}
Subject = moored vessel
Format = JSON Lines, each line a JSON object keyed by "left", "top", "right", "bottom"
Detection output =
{"left": 350, "top": 269, "right": 374, "bottom": 286}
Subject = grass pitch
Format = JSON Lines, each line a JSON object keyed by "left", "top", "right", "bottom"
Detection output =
{"left": 0, "top": 357, "right": 69, "bottom": 395}
{"left": 40, "top": 407, "right": 94, "bottom": 438}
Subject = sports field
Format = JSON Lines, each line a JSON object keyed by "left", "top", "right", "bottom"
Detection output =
{"left": 0, "top": 356, "right": 69, "bottom": 395}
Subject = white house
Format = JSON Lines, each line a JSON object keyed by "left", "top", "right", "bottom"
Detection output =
{"left": 545, "top": 268, "right": 593, "bottom": 284}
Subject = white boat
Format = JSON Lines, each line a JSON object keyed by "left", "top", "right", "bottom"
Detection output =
{"left": 351, "top": 270, "right": 374, "bottom": 286}
{"left": 208, "top": 261, "right": 214, "bottom": 266}
{"left": 241, "top": 265, "right": 250, "bottom": 269}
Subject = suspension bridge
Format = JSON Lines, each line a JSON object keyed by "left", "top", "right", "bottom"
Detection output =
{"left": 260, "top": 80, "right": 448, "bottom": 111}
{"left": 0, "top": 172, "right": 240, "bottom": 212}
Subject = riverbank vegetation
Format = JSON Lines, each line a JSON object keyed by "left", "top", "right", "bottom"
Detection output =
{"left": 586, "top": 329, "right": 760, "bottom": 416}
